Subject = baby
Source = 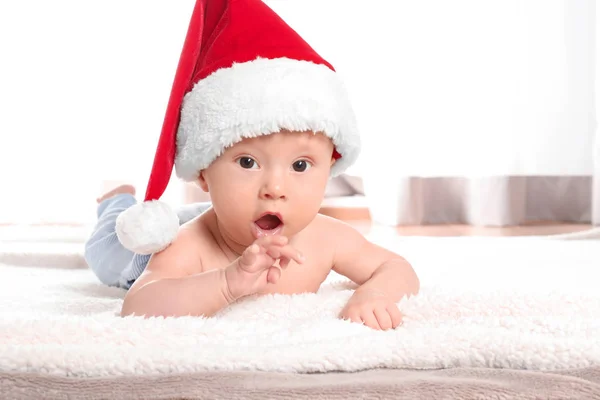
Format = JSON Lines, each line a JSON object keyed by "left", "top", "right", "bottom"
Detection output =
{"left": 87, "top": 130, "right": 419, "bottom": 330}
{"left": 84, "top": 0, "right": 420, "bottom": 331}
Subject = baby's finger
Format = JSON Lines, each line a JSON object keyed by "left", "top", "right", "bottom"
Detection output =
{"left": 387, "top": 304, "right": 404, "bottom": 328}
{"left": 265, "top": 246, "right": 299, "bottom": 264}
{"left": 361, "top": 311, "right": 381, "bottom": 330}
{"left": 374, "top": 307, "right": 393, "bottom": 330}
{"left": 276, "top": 245, "right": 305, "bottom": 265}
{"left": 238, "top": 244, "right": 260, "bottom": 269}
{"left": 342, "top": 311, "right": 362, "bottom": 325}
{"left": 265, "top": 246, "right": 284, "bottom": 259}
{"left": 278, "top": 257, "right": 290, "bottom": 269}
{"left": 256, "top": 235, "right": 288, "bottom": 247}
{"left": 266, "top": 265, "right": 281, "bottom": 284}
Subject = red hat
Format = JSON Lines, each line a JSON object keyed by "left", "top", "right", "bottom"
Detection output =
{"left": 116, "top": 0, "right": 360, "bottom": 254}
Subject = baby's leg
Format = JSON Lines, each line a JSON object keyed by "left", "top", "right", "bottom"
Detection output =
{"left": 84, "top": 186, "right": 141, "bottom": 288}
{"left": 85, "top": 185, "right": 211, "bottom": 289}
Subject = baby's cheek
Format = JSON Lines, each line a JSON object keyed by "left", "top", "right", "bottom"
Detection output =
{"left": 295, "top": 195, "right": 318, "bottom": 213}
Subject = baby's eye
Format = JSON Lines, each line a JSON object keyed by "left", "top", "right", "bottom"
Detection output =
{"left": 238, "top": 157, "right": 258, "bottom": 169}
{"left": 292, "top": 160, "right": 312, "bottom": 172}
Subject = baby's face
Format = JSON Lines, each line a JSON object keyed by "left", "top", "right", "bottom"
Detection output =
{"left": 199, "top": 131, "right": 335, "bottom": 246}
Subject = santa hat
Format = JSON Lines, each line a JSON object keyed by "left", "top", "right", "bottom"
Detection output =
{"left": 116, "top": 0, "right": 361, "bottom": 255}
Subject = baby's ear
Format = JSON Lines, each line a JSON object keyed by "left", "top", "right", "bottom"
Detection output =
{"left": 197, "top": 170, "right": 209, "bottom": 192}
{"left": 330, "top": 157, "right": 336, "bottom": 167}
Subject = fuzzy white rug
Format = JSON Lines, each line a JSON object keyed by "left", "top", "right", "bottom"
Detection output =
{"left": 1, "top": 235, "right": 599, "bottom": 378}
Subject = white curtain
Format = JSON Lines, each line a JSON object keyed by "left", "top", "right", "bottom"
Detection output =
{"left": 280, "top": 0, "right": 598, "bottom": 226}
{"left": 0, "top": 0, "right": 598, "bottom": 226}
{"left": 356, "top": 0, "right": 598, "bottom": 227}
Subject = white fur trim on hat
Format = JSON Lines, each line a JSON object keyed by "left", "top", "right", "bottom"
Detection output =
{"left": 115, "top": 201, "right": 180, "bottom": 255}
{"left": 175, "top": 57, "right": 360, "bottom": 181}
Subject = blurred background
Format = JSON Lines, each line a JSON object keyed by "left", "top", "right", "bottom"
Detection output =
{"left": 0, "top": 0, "right": 597, "bottom": 236}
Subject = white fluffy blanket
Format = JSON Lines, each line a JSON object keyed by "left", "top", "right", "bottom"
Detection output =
{"left": 1, "top": 235, "right": 599, "bottom": 378}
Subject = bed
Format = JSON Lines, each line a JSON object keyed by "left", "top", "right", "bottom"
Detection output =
{"left": 1, "top": 232, "right": 599, "bottom": 399}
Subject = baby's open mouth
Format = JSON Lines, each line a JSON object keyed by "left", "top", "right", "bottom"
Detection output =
{"left": 254, "top": 213, "right": 282, "bottom": 231}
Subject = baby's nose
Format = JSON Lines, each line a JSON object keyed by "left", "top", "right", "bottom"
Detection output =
{"left": 260, "top": 183, "right": 286, "bottom": 200}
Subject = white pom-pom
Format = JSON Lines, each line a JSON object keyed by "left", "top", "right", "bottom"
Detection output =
{"left": 115, "top": 200, "right": 180, "bottom": 255}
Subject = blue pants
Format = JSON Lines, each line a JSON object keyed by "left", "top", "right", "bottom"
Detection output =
{"left": 83, "top": 194, "right": 210, "bottom": 289}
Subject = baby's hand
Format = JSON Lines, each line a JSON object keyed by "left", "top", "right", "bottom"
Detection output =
{"left": 339, "top": 289, "right": 403, "bottom": 331}
{"left": 225, "top": 235, "right": 304, "bottom": 300}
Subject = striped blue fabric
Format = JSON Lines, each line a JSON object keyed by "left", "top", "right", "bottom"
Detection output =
{"left": 83, "top": 194, "right": 210, "bottom": 289}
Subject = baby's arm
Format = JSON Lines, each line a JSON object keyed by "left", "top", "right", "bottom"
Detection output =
{"left": 328, "top": 218, "right": 420, "bottom": 329}
{"left": 120, "top": 227, "right": 234, "bottom": 318}
{"left": 331, "top": 220, "right": 419, "bottom": 300}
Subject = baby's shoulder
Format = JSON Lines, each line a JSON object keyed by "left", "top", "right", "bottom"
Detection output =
{"left": 308, "top": 214, "right": 375, "bottom": 256}
{"left": 176, "top": 216, "right": 214, "bottom": 246}
{"left": 301, "top": 213, "right": 358, "bottom": 249}
{"left": 145, "top": 215, "right": 216, "bottom": 275}
{"left": 177, "top": 213, "right": 221, "bottom": 255}
{"left": 310, "top": 213, "right": 355, "bottom": 235}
